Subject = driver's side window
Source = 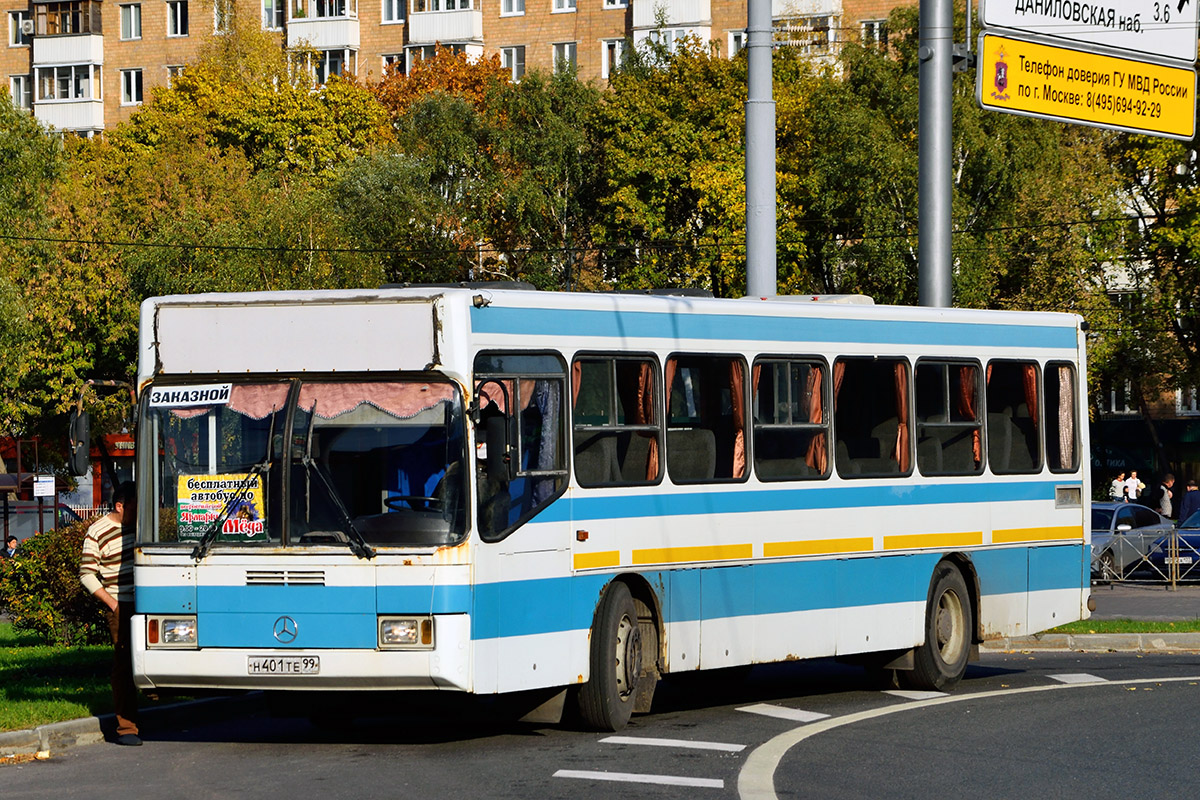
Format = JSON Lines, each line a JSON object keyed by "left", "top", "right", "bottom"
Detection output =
{"left": 474, "top": 352, "right": 568, "bottom": 541}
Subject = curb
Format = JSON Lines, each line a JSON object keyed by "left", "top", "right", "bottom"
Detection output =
{"left": 982, "top": 632, "right": 1200, "bottom": 653}
{"left": 0, "top": 693, "right": 264, "bottom": 759}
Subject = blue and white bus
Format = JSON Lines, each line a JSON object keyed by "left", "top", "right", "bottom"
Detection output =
{"left": 131, "top": 286, "right": 1091, "bottom": 730}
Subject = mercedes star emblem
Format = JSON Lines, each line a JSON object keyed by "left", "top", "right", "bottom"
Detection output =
{"left": 273, "top": 615, "right": 298, "bottom": 644}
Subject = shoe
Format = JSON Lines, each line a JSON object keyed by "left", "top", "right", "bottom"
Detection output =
{"left": 114, "top": 734, "right": 143, "bottom": 746}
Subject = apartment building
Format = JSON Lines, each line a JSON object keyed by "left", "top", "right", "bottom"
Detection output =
{"left": 3, "top": 0, "right": 906, "bottom": 134}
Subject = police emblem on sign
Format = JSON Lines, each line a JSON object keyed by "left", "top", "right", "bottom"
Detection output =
{"left": 991, "top": 48, "right": 1010, "bottom": 101}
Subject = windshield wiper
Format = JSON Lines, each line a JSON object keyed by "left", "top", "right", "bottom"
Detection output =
{"left": 191, "top": 407, "right": 278, "bottom": 562}
{"left": 300, "top": 402, "right": 375, "bottom": 560}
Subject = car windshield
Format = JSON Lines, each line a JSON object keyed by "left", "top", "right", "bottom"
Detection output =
{"left": 1181, "top": 512, "right": 1200, "bottom": 530}
{"left": 1091, "top": 507, "right": 1114, "bottom": 531}
{"left": 141, "top": 379, "right": 467, "bottom": 548}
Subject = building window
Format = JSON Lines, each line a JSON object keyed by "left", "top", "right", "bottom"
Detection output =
{"left": 861, "top": 19, "right": 886, "bottom": 47}
{"left": 10, "top": 11, "right": 32, "bottom": 46}
{"left": 9, "top": 74, "right": 32, "bottom": 108}
{"left": 1179, "top": 388, "right": 1200, "bottom": 415}
{"left": 500, "top": 0, "right": 522, "bottom": 15}
{"left": 500, "top": 45, "right": 524, "bottom": 81}
{"left": 728, "top": 30, "right": 744, "bottom": 57}
{"left": 120, "top": 68, "right": 143, "bottom": 105}
{"left": 314, "top": 48, "right": 355, "bottom": 84}
{"left": 382, "top": 53, "right": 403, "bottom": 72}
{"left": 165, "top": 64, "right": 183, "bottom": 86}
{"left": 167, "top": 0, "right": 189, "bottom": 36}
{"left": 552, "top": 0, "right": 574, "bottom": 11}
{"left": 306, "top": 0, "right": 351, "bottom": 17}
{"left": 262, "top": 0, "right": 284, "bottom": 28}
{"left": 382, "top": 0, "right": 403, "bottom": 22}
{"left": 602, "top": 0, "right": 624, "bottom": 7}
{"left": 36, "top": 64, "right": 98, "bottom": 101}
{"left": 553, "top": 41, "right": 575, "bottom": 72}
{"left": 1099, "top": 379, "right": 1137, "bottom": 415}
{"left": 214, "top": 0, "right": 232, "bottom": 32}
{"left": 647, "top": 27, "right": 689, "bottom": 52}
{"left": 34, "top": 1, "right": 104, "bottom": 35}
{"left": 601, "top": 38, "right": 624, "bottom": 79}
{"left": 119, "top": 3, "right": 141, "bottom": 39}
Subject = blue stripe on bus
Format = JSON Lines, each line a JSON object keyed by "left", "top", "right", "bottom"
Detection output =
{"left": 534, "top": 480, "right": 1067, "bottom": 524}
{"left": 140, "top": 545, "right": 1086, "bottom": 646}
{"left": 136, "top": 584, "right": 197, "bottom": 615}
{"left": 469, "top": 306, "right": 1079, "bottom": 350}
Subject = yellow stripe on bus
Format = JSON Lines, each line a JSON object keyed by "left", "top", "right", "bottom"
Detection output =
{"left": 763, "top": 537, "right": 874, "bottom": 558}
{"left": 883, "top": 531, "right": 983, "bottom": 550}
{"left": 632, "top": 544, "right": 753, "bottom": 565}
{"left": 573, "top": 551, "right": 621, "bottom": 570}
{"left": 992, "top": 526, "right": 1083, "bottom": 544}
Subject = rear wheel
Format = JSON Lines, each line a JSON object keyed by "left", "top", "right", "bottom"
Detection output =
{"left": 1099, "top": 551, "right": 1118, "bottom": 581}
{"left": 577, "top": 582, "right": 641, "bottom": 731}
{"left": 901, "top": 562, "right": 972, "bottom": 692}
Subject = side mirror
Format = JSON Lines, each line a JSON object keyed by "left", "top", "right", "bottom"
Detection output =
{"left": 68, "top": 409, "right": 90, "bottom": 477}
{"left": 485, "top": 414, "right": 510, "bottom": 482}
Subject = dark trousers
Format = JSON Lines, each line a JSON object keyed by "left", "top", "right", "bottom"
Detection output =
{"left": 106, "top": 602, "right": 140, "bottom": 736}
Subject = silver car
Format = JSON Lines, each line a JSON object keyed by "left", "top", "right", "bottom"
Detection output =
{"left": 1091, "top": 501, "right": 1174, "bottom": 579}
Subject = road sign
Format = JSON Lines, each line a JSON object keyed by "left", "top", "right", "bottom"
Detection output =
{"left": 33, "top": 476, "right": 54, "bottom": 497}
{"left": 977, "top": 33, "right": 1197, "bottom": 140}
{"left": 980, "top": 0, "right": 1200, "bottom": 63}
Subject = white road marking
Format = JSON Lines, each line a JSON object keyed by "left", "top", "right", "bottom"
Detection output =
{"left": 884, "top": 689, "right": 950, "bottom": 700}
{"left": 738, "top": 675, "right": 1200, "bottom": 800}
{"left": 601, "top": 735, "right": 746, "bottom": 752}
{"left": 555, "top": 769, "right": 724, "bottom": 788}
{"left": 736, "top": 704, "right": 831, "bottom": 723}
{"left": 1050, "top": 673, "right": 1106, "bottom": 684}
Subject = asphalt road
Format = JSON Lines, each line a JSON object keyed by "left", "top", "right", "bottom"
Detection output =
{"left": 5, "top": 651, "right": 1199, "bottom": 800}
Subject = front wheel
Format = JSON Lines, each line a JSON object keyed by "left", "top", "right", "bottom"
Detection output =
{"left": 577, "top": 581, "right": 642, "bottom": 731}
{"left": 901, "top": 562, "right": 972, "bottom": 692}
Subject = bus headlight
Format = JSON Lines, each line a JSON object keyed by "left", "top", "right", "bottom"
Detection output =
{"left": 378, "top": 616, "right": 434, "bottom": 649}
{"left": 148, "top": 615, "right": 198, "bottom": 648}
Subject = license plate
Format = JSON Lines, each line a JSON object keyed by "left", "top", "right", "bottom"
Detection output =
{"left": 247, "top": 656, "right": 320, "bottom": 675}
{"left": 1165, "top": 557, "right": 1194, "bottom": 565}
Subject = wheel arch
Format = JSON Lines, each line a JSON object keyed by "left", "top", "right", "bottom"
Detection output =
{"left": 939, "top": 552, "right": 982, "bottom": 645}
{"left": 605, "top": 573, "right": 664, "bottom": 674}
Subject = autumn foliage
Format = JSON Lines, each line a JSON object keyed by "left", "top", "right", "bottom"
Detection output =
{"left": 371, "top": 46, "right": 510, "bottom": 117}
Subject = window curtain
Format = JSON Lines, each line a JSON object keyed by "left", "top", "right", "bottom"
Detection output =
{"left": 637, "top": 362, "right": 660, "bottom": 480}
{"left": 1058, "top": 367, "right": 1075, "bottom": 469}
{"left": 958, "top": 365, "right": 981, "bottom": 465}
{"left": 804, "top": 366, "right": 827, "bottom": 473}
{"left": 1022, "top": 364, "right": 1039, "bottom": 427}
{"left": 730, "top": 360, "right": 746, "bottom": 478}
{"left": 297, "top": 382, "right": 454, "bottom": 419}
{"left": 893, "top": 363, "right": 910, "bottom": 472}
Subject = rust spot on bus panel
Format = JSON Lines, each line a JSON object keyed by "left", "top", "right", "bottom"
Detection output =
{"left": 432, "top": 539, "right": 471, "bottom": 565}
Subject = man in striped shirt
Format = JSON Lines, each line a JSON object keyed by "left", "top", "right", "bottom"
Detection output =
{"left": 80, "top": 481, "right": 141, "bottom": 746}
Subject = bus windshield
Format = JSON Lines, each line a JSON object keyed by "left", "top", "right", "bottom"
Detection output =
{"left": 141, "top": 379, "right": 468, "bottom": 548}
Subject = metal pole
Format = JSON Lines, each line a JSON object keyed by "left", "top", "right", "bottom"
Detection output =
{"left": 745, "top": 0, "right": 777, "bottom": 298}
{"left": 918, "top": 0, "right": 953, "bottom": 307}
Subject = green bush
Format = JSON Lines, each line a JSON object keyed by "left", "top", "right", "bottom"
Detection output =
{"left": 0, "top": 520, "right": 108, "bottom": 646}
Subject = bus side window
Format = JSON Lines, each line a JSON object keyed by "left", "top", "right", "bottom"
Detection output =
{"left": 473, "top": 352, "right": 569, "bottom": 542}
{"left": 833, "top": 357, "right": 911, "bottom": 478}
{"left": 914, "top": 361, "right": 983, "bottom": 476}
{"left": 985, "top": 360, "right": 1042, "bottom": 474}
{"left": 752, "top": 358, "right": 830, "bottom": 481}
{"left": 1044, "top": 362, "right": 1078, "bottom": 473}
{"left": 572, "top": 355, "right": 662, "bottom": 487}
{"left": 665, "top": 354, "right": 748, "bottom": 483}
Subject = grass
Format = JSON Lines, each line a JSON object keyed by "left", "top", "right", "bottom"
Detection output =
{"left": 1048, "top": 618, "right": 1200, "bottom": 634}
{"left": 0, "top": 622, "right": 114, "bottom": 733}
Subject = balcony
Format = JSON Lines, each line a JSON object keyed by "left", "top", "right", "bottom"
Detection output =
{"left": 287, "top": 17, "right": 360, "bottom": 49}
{"left": 632, "top": 0, "right": 709, "bottom": 29}
{"left": 34, "top": 99, "right": 104, "bottom": 131}
{"left": 771, "top": 0, "right": 839, "bottom": 17}
{"left": 32, "top": 33, "right": 103, "bottom": 65}
{"left": 408, "top": 9, "right": 482, "bottom": 44}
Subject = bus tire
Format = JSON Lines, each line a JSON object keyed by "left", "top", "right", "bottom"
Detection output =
{"left": 901, "top": 561, "right": 972, "bottom": 692}
{"left": 577, "top": 581, "right": 641, "bottom": 731}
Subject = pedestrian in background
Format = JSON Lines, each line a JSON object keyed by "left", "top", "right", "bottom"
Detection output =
{"left": 2, "top": 535, "right": 17, "bottom": 558}
{"left": 1111, "top": 471, "right": 1127, "bottom": 501}
{"left": 1125, "top": 470, "right": 1143, "bottom": 502}
{"left": 1158, "top": 473, "right": 1176, "bottom": 518}
{"left": 79, "top": 481, "right": 141, "bottom": 746}
{"left": 1179, "top": 480, "right": 1200, "bottom": 524}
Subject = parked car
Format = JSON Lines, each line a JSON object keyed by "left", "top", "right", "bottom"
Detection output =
{"left": 1091, "top": 501, "right": 1174, "bottom": 579}
{"left": 1147, "top": 511, "right": 1200, "bottom": 578}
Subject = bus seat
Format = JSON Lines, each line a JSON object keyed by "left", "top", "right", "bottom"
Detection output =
{"left": 756, "top": 458, "right": 812, "bottom": 480}
{"left": 986, "top": 412, "right": 1012, "bottom": 472}
{"left": 574, "top": 433, "right": 621, "bottom": 485}
{"left": 942, "top": 429, "right": 977, "bottom": 473}
{"left": 667, "top": 428, "right": 716, "bottom": 481}
{"left": 618, "top": 431, "right": 655, "bottom": 483}
{"left": 871, "top": 418, "right": 899, "bottom": 459}
{"left": 835, "top": 439, "right": 859, "bottom": 475}
{"left": 917, "top": 435, "right": 942, "bottom": 473}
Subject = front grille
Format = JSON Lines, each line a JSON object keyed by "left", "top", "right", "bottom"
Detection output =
{"left": 245, "top": 570, "right": 326, "bottom": 586}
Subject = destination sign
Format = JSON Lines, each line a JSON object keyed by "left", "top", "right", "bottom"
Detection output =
{"left": 976, "top": 33, "right": 1197, "bottom": 140}
{"left": 980, "top": 0, "right": 1199, "bottom": 63}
